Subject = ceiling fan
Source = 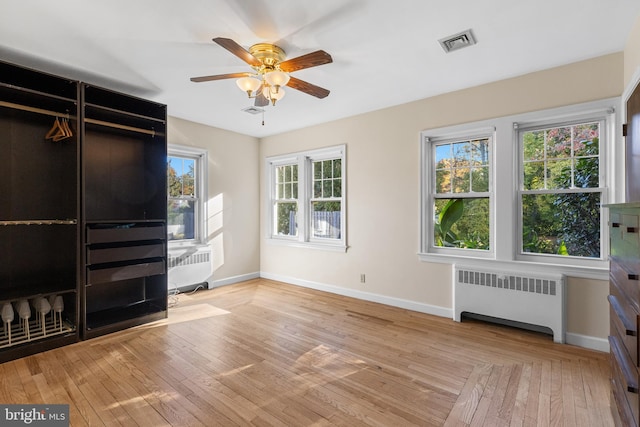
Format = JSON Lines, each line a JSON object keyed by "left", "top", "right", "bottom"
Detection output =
{"left": 190, "top": 37, "right": 332, "bottom": 107}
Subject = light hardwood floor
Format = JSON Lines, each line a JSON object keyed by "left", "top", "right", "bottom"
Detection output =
{"left": 0, "top": 279, "right": 613, "bottom": 426}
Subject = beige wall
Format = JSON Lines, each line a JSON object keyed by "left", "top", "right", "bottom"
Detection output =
{"left": 168, "top": 116, "right": 260, "bottom": 283}
{"left": 625, "top": 15, "right": 640, "bottom": 89}
{"left": 260, "top": 53, "right": 624, "bottom": 344}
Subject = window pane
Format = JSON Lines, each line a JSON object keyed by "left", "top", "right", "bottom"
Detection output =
{"left": 311, "top": 201, "right": 341, "bottom": 239}
{"left": 333, "top": 178, "right": 342, "bottom": 197}
{"left": 285, "top": 182, "right": 292, "bottom": 199}
{"left": 546, "top": 159, "right": 571, "bottom": 189}
{"left": 575, "top": 157, "right": 599, "bottom": 188}
{"left": 314, "top": 162, "right": 322, "bottom": 180}
{"left": 452, "top": 168, "right": 470, "bottom": 193}
{"left": 574, "top": 123, "right": 599, "bottom": 156}
{"left": 433, "top": 198, "right": 490, "bottom": 250}
{"left": 323, "top": 180, "right": 332, "bottom": 197}
{"left": 323, "top": 160, "right": 332, "bottom": 178}
{"left": 522, "top": 192, "right": 600, "bottom": 257}
{"left": 275, "top": 202, "right": 297, "bottom": 236}
{"left": 523, "top": 130, "right": 545, "bottom": 161}
{"left": 435, "top": 144, "right": 451, "bottom": 164}
{"left": 333, "top": 159, "right": 342, "bottom": 178}
{"left": 168, "top": 200, "right": 195, "bottom": 241}
{"left": 436, "top": 169, "right": 451, "bottom": 193}
{"left": 314, "top": 181, "right": 322, "bottom": 198}
{"left": 471, "top": 139, "right": 489, "bottom": 165}
{"left": 452, "top": 142, "right": 468, "bottom": 165}
{"left": 183, "top": 176, "right": 195, "bottom": 196}
{"left": 523, "top": 161, "right": 545, "bottom": 190}
{"left": 546, "top": 126, "right": 572, "bottom": 159}
{"left": 472, "top": 167, "right": 489, "bottom": 192}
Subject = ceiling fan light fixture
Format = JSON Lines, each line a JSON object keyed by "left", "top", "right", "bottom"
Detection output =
{"left": 267, "top": 87, "right": 286, "bottom": 106}
{"left": 264, "top": 70, "right": 290, "bottom": 88}
{"left": 236, "top": 76, "right": 261, "bottom": 96}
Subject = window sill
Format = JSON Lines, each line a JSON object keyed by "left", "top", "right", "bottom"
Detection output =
{"left": 417, "top": 252, "right": 609, "bottom": 281}
{"left": 267, "top": 238, "right": 348, "bottom": 253}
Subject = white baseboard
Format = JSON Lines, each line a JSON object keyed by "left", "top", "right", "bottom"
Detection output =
{"left": 260, "top": 272, "right": 453, "bottom": 318}
{"left": 565, "top": 332, "right": 609, "bottom": 353}
{"left": 210, "top": 272, "right": 260, "bottom": 289}
{"left": 259, "top": 271, "right": 609, "bottom": 353}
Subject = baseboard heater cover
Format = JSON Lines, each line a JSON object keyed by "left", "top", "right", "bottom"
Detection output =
{"left": 168, "top": 248, "right": 213, "bottom": 292}
{"left": 453, "top": 265, "right": 565, "bottom": 343}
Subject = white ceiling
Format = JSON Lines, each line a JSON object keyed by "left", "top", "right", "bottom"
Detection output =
{"left": 1, "top": 1, "right": 639, "bottom": 138}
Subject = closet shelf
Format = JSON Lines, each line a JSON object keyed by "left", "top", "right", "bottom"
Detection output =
{"left": 84, "top": 102, "right": 166, "bottom": 124}
{"left": 0, "top": 81, "right": 77, "bottom": 103}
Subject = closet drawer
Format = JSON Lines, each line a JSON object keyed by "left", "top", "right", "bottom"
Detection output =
{"left": 87, "top": 260, "right": 165, "bottom": 285}
{"left": 611, "top": 260, "right": 640, "bottom": 311}
{"left": 610, "top": 294, "right": 639, "bottom": 366}
{"left": 610, "top": 335, "right": 640, "bottom": 425}
{"left": 87, "top": 243, "right": 165, "bottom": 265}
{"left": 87, "top": 224, "right": 165, "bottom": 244}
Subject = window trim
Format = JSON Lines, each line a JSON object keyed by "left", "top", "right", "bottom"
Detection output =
{"left": 418, "top": 98, "right": 620, "bottom": 280}
{"left": 167, "top": 144, "right": 208, "bottom": 247}
{"left": 266, "top": 145, "right": 347, "bottom": 252}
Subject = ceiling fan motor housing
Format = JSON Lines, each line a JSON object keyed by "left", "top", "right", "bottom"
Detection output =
{"left": 249, "top": 43, "right": 286, "bottom": 69}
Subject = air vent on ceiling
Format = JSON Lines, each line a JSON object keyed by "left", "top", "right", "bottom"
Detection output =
{"left": 439, "top": 29, "right": 477, "bottom": 53}
{"left": 241, "top": 106, "right": 264, "bottom": 115}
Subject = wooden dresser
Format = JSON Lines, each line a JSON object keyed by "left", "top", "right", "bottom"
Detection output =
{"left": 608, "top": 203, "right": 640, "bottom": 426}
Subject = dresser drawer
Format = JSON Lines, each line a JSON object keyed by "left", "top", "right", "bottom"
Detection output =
{"left": 87, "top": 223, "right": 166, "bottom": 244}
{"left": 87, "top": 243, "right": 165, "bottom": 265}
{"left": 611, "top": 259, "right": 640, "bottom": 312}
{"left": 610, "top": 335, "right": 640, "bottom": 426}
{"left": 611, "top": 213, "right": 640, "bottom": 258}
{"left": 87, "top": 260, "right": 165, "bottom": 285}
{"left": 610, "top": 294, "right": 639, "bottom": 366}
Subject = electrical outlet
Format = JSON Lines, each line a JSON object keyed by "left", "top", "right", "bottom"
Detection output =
{"left": 360, "top": 274, "right": 366, "bottom": 283}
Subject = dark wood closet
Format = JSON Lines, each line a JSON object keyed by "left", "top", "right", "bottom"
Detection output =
{"left": 0, "top": 60, "right": 167, "bottom": 362}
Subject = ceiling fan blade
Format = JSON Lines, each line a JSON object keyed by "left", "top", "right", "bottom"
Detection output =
{"left": 286, "top": 76, "right": 330, "bottom": 99}
{"left": 190, "top": 72, "right": 251, "bottom": 83}
{"left": 213, "top": 37, "right": 262, "bottom": 67}
{"left": 279, "top": 50, "right": 333, "bottom": 73}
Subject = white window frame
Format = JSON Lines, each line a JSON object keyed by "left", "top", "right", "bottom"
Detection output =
{"left": 266, "top": 145, "right": 347, "bottom": 252}
{"left": 167, "top": 144, "right": 207, "bottom": 247}
{"left": 419, "top": 98, "right": 619, "bottom": 280}
{"left": 515, "top": 114, "right": 609, "bottom": 268}
{"left": 421, "top": 126, "right": 496, "bottom": 259}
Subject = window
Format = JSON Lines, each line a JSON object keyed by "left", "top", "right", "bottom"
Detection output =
{"left": 420, "top": 99, "right": 617, "bottom": 277}
{"left": 422, "top": 129, "right": 494, "bottom": 257}
{"left": 274, "top": 163, "right": 298, "bottom": 237}
{"left": 519, "top": 119, "right": 604, "bottom": 260}
{"left": 167, "top": 145, "right": 207, "bottom": 244}
{"left": 267, "top": 145, "right": 346, "bottom": 250}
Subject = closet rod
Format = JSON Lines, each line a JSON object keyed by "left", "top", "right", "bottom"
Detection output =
{"left": 0, "top": 219, "right": 77, "bottom": 226}
{"left": 85, "top": 118, "right": 156, "bottom": 137}
{"left": 0, "top": 100, "right": 70, "bottom": 119}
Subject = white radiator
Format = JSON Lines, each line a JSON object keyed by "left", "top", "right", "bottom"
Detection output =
{"left": 168, "top": 248, "right": 213, "bottom": 291}
{"left": 453, "top": 265, "right": 565, "bottom": 343}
